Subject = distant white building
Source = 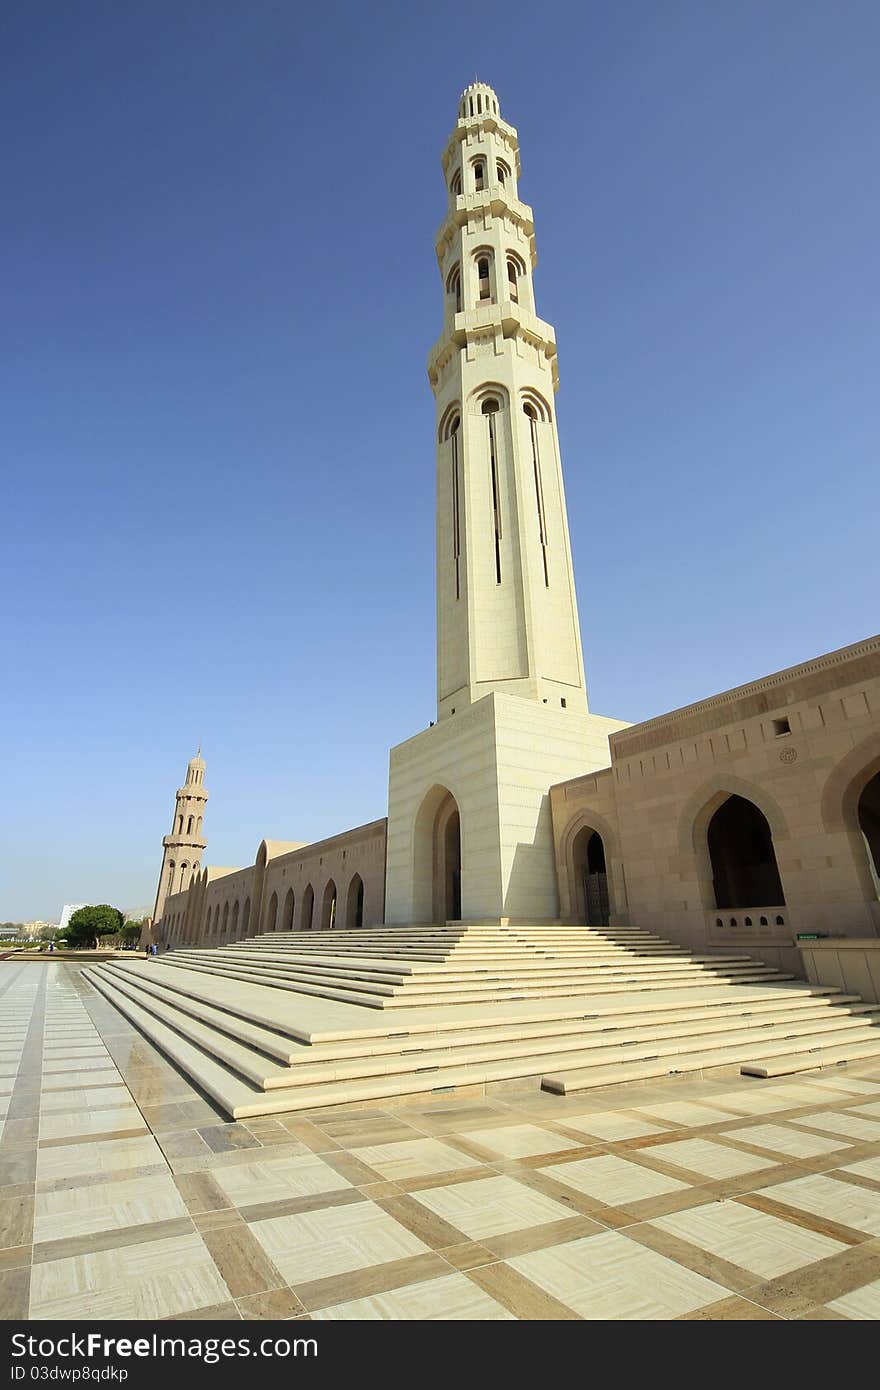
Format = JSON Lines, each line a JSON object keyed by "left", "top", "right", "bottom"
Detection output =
{"left": 57, "top": 904, "right": 87, "bottom": 933}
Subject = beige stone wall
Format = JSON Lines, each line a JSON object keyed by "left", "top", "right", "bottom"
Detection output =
{"left": 800, "top": 940, "right": 880, "bottom": 1004}
{"left": 551, "top": 635, "right": 880, "bottom": 972}
{"left": 158, "top": 820, "right": 386, "bottom": 947}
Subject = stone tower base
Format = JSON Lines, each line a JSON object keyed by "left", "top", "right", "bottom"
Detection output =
{"left": 385, "top": 693, "right": 629, "bottom": 924}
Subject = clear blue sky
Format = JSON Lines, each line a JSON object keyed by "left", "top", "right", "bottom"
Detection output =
{"left": 2, "top": 1, "right": 878, "bottom": 921}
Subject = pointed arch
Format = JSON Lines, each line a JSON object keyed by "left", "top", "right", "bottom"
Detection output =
{"left": 679, "top": 776, "right": 790, "bottom": 912}
{"left": 282, "top": 887, "right": 295, "bottom": 933}
{"left": 301, "top": 883, "right": 314, "bottom": 931}
{"left": 320, "top": 879, "right": 338, "bottom": 930}
{"left": 345, "top": 873, "right": 365, "bottom": 928}
{"left": 264, "top": 890, "right": 278, "bottom": 934}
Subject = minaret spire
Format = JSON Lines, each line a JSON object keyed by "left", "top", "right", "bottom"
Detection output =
{"left": 151, "top": 750, "right": 208, "bottom": 926}
{"left": 428, "top": 82, "right": 588, "bottom": 721}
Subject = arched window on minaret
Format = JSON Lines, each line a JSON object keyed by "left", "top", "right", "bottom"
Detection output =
{"left": 496, "top": 158, "right": 510, "bottom": 188}
{"left": 187, "top": 815, "right": 194, "bottom": 835}
{"left": 450, "top": 168, "right": 461, "bottom": 198}
{"left": 481, "top": 397, "right": 503, "bottom": 584}
{"left": 446, "top": 264, "right": 461, "bottom": 314}
{"left": 506, "top": 256, "right": 519, "bottom": 303}
{"left": 473, "top": 160, "right": 485, "bottom": 192}
{"left": 196, "top": 816, "right": 202, "bottom": 835}
{"left": 477, "top": 255, "right": 492, "bottom": 303}
{"left": 523, "top": 396, "right": 552, "bottom": 587}
{"left": 440, "top": 408, "right": 462, "bottom": 602}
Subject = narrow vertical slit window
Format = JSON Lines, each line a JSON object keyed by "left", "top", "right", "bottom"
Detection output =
{"left": 507, "top": 257, "right": 519, "bottom": 302}
{"left": 477, "top": 256, "right": 491, "bottom": 302}
{"left": 450, "top": 418, "right": 461, "bottom": 600}
{"left": 482, "top": 399, "right": 502, "bottom": 583}
{"left": 474, "top": 161, "right": 485, "bottom": 192}
{"left": 525, "top": 403, "right": 549, "bottom": 585}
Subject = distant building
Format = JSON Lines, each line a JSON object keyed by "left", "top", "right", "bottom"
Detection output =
{"left": 57, "top": 904, "right": 87, "bottom": 934}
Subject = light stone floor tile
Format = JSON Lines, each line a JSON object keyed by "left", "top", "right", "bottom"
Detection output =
{"left": 39, "top": 1107, "right": 146, "bottom": 1140}
{"left": 651, "top": 1199, "right": 846, "bottom": 1278}
{"left": 701, "top": 1087, "right": 813, "bottom": 1116}
{"left": 351, "top": 1138, "right": 482, "bottom": 1181}
{"left": 39, "top": 1087, "right": 132, "bottom": 1114}
{"left": 549, "top": 1111, "right": 670, "bottom": 1142}
{"left": 42, "top": 1057, "right": 113, "bottom": 1073}
{"left": 412, "top": 1174, "right": 573, "bottom": 1240}
{"left": 250, "top": 1200, "right": 428, "bottom": 1284}
{"left": 460, "top": 1123, "right": 582, "bottom": 1160}
{"left": 720, "top": 1123, "right": 852, "bottom": 1159}
{"left": 809, "top": 1077, "right": 880, "bottom": 1096}
{"left": 637, "top": 1101, "right": 740, "bottom": 1127}
{"left": 790, "top": 1111, "right": 880, "bottom": 1142}
{"left": 840, "top": 1156, "right": 880, "bottom": 1183}
{"left": 826, "top": 1278, "right": 880, "bottom": 1319}
{"left": 34, "top": 1174, "right": 189, "bottom": 1243}
{"left": 37, "top": 1134, "right": 165, "bottom": 1183}
{"left": 211, "top": 1153, "right": 353, "bottom": 1207}
{"left": 508, "top": 1230, "right": 727, "bottom": 1319}
{"left": 41, "top": 1070, "right": 122, "bottom": 1090}
{"left": 758, "top": 1174, "right": 880, "bottom": 1237}
{"left": 313, "top": 1271, "right": 516, "bottom": 1320}
{"left": 643, "top": 1137, "right": 777, "bottom": 1180}
{"left": 540, "top": 1153, "right": 689, "bottom": 1205}
{"left": 29, "top": 1231, "right": 231, "bottom": 1320}
{"left": 849, "top": 1101, "right": 880, "bottom": 1119}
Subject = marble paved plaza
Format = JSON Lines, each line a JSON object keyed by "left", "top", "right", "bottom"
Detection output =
{"left": 4, "top": 961, "right": 880, "bottom": 1320}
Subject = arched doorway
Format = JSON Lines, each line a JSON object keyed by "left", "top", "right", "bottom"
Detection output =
{"left": 707, "top": 794, "right": 785, "bottom": 908}
{"left": 282, "top": 887, "right": 295, "bottom": 933}
{"left": 301, "top": 884, "right": 314, "bottom": 931}
{"left": 345, "top": 873, "right": 365, "bottom": 928}
{"left": 264, "top": 891, "right": 278, "bottom": 934}
{"left": 231, "top": 901, "right": 240, "bottom": 939}
{"left": 572, "top": 826, "right": 610, "bottom": 926}
{"left": 436, "top": 797, "right": 461, "bottom": 921}
{"left": 412, "top": 784, "right": 463, "bottom": 923}
{"left": 242, "top": 897, "right": 250, "bottom": 935}
{"left": 321, "top": 880, "right": 338, "bottom": 930}
{"left": 858, "top": 771, "right": 880, "bottom": 898}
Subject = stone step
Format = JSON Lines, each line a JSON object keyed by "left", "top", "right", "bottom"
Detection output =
{"left": 99, "top": 960, "right": 874, "bottom": 1064}
{"left": 87, "top": 964, "right": 880, "bottom": 1104}
{"left": 108, "top": 959, "right": 849, "bottom": 1046}
{"left": 741, "top": 1038, "right": 880, "bottom": 1078}
{"left": 541, "top": 1023, "right": 880, "bottom": 1094}
{"left": 83, "top": 971, "right": 281, "bottom": 1117}
{"left": 89, "top": 965, "right": 880, "bottom": 1117}
{"left": 95, "top": 965, "right": 880, "bottom": 1090}
{"left": 154, "top": 954, "right": 791, "bottom": 1008}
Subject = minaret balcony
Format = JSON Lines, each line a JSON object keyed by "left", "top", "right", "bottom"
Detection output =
{"left": 435, "top": 189, "right": 536, "bottom": 266}
{"left": 428, "top": 300, "right": 558, "bottom": 388}
{"left": 162, "top": 834, "right": 208, "bottom": 851}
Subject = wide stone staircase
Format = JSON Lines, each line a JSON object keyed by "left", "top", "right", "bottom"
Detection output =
{"left": 83, "top": 924, "right": 880, "bottom": 1119}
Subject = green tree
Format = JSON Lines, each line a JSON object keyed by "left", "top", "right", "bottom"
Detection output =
{"left": 58, "top": 905, "right": 124, "bottom": 950}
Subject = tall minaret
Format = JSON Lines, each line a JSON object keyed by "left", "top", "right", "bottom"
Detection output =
{"left": 151, "top": 750, "right": 208, "bottom": 924}
{"left": 428, "top": 81, "right": 588, "bottom": 721}
{"left": 385, "top": 85, "right": 627, "bottom": 925}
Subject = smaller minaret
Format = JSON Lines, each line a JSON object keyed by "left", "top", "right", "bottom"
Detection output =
{"left": 151, "top": 750, "right": 208, "bottom": 925}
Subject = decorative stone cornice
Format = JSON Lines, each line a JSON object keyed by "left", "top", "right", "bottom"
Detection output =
{"left": 435, "top": 189, "right": 536, "bottom": 268}
{"left": 611, "top": 634, "right": 880, "bottom": 758}
{"left": 428, "top": 302, "right": 558, "bottom": 390}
